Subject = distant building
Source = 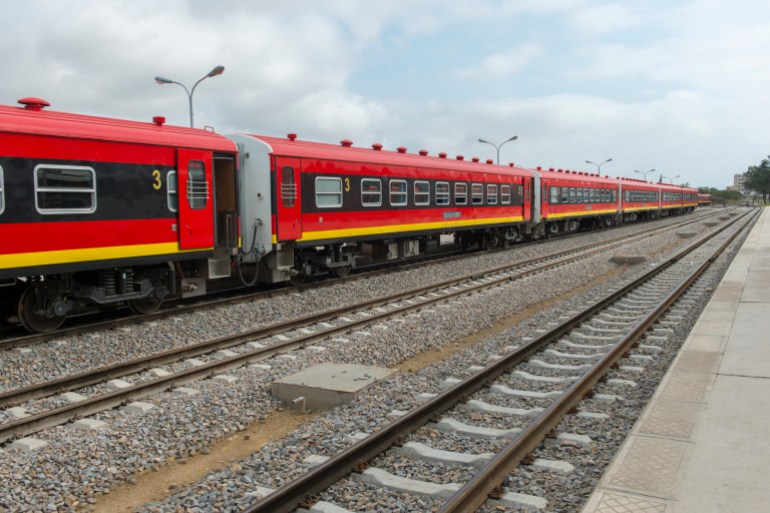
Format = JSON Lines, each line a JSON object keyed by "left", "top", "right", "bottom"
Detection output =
{"left": 734, "top": 173, "right": 752, "bottom": 196}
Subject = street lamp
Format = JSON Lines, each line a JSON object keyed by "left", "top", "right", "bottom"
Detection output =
{"left": 585, "top": 158, "right": 612, "bottom": 173}
{"left": 634, "top": 168, "right": 655, "bottom": 181}
{"left": 478, "top": 135, "right": 518, "bottom": 164}
{"left": 662, "top": 174, "right": 680, "bottom": 184}
{"left": 154, "top": 65, "right": 225, "bottom": 128}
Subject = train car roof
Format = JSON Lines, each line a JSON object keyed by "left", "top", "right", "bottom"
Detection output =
{"left": 535, "top": 166, "right": 618, "bottom": 184}
{"left": 0, "top": 98, "right": 237, "bottom": 153}
{"left": 243, "top": 134, "right": 536, "bottom": 177}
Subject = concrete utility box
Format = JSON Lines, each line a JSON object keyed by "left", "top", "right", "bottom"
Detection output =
{"left": 272, "top": 363, "right": 395, "bottom": 411}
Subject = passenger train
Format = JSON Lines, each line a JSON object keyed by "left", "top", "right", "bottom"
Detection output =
{"left": 0, "top": 97, "right": 698, "bottom": 332}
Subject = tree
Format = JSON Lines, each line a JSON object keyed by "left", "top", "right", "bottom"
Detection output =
{"left": 698, "top": 186, "right": 742, "bottom": 205}
{"left": 745, "top": 156, "right": 770, "bottom": 204}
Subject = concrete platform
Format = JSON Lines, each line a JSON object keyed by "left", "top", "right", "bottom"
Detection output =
{"left": 582, "top": 208, "right": 770, "bottom": 513}
{"left": 272, "top": 363, "right": 394, "bottom": 411}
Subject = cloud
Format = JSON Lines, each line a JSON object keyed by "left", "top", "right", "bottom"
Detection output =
{"left": 455, "top": 43, "right": 544, "bottom": 79}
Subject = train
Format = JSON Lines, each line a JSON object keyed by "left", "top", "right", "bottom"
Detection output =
{"left": 0, "top": 97, "right": 699, "bottom": 332}
{"left": 698, "top": 193, "right": 713, "bottom": 206}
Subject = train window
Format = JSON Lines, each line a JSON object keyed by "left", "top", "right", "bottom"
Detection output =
{"left": 560, "top": 187, "right": 569, "bottom": 203}
{"left": 316, "top": 177, "right": 343, "bottom": 208}
{"left": 389, "top": 179, "right": 407, "bottom": 206}
{"left": 35, "top": 165, "right": 96, "bottom": 214}
{"left": 577, "top": 188, "right": 584, "bottom": 203}
{"left": 361, "top": 178, "right": 382, "bottom": 207}
{"left": 167, "top": 171, "right": 178, "bottom": 212}
{"left": 436, "top": 182, "right": 450, "bottom": 205}
{"left": 471, "top": 183, "right": 484, "bottom": 205}
{"left": 501, "top": 185, "right": 511, "bottom": 205}
{"left": 549, "top": 186, "right": 559, "bottom": 204}
{"left": 487, "top": 184, "right": 498, "bottom": 205}
{"left": 187, "top": 161, "right": 208, "bottom": 210}
{"left": 589, "top": 188, "right": 596, "bottom": 202}
{"left": 569, "top": 188, "right": 576, "bottom": 203}
{"left": 454, "top": 183, "right": 468, "bottom": 205}
{"left": 0, "top": 165, "right": 4, "bottom": 214}
{"left": 281, "top": 166, "right": 296, "bottom": 208}
{"left": 414, "top": 181, "right": 430, "bottom": 206}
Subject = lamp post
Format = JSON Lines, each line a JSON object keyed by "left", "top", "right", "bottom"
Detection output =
{"left": 478, "top": 135, "right": 518, "bottom": 164}
{"left": 662, "top": 174, "right": 680, "bottom": 184}
{"left": 585, "top": 158, "right": 612, "bottom": 173}
{"left": 154, "top": 65, "right": 225, "bottom": 128}
{"left": 634, "top": 168, "right": 655, "bottom": 181}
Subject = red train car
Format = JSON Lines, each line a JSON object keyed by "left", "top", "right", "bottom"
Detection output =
{"left": 230, "top": 134, "right": 537, "bottom": 283}
{"left": 0, "top": 98, "right": 240, "bottom": 331}
{"left": 538, "top": 168, "right": 620, "bottom": 234}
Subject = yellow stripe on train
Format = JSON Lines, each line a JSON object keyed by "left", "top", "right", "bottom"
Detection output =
{"left": 0, "top": 242, "right": 209, "bottom": 270}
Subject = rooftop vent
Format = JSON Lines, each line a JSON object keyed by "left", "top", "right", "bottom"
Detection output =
{"left": 18, "top": 97, "right": 50, "bottom": 111}
{"left": 372, "top": 143, "right": 383, "bottom": 151}
{"left": 397, "top": 146, "right": 407, "bottom": 154}
{"left": 418, "top": 149, "right": 429, "bottom": 156}
{"left": 472, "top": 157, "right": 480, "bottom": 163}
{"left": 439, "top": 152, "right": 447, "bottom": 158}
{"left": 152, "top": 116, "right": 166, "bottom": 126}
{"left": 340, "top": 139, "right": 353, "bottom": 147}
{"left": 486, "top": 159, "right": 494, "bottom": 165}
{"left": 456, "top": 155, "right": 465, "bottom": 160}
{"left": 287, "top": 133, "right": 297, "bottom": 141}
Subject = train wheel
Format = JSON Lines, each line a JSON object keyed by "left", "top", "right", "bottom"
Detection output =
{"left": 17, "top": 287, "right": 65, "bottom": 333}
{"left": 127, "top": 294, "right": 163, "bottom": 315}
{"left": 331, "top": 266, "right": 351, "bottom": 278}
{"left": 288, "top": 270, "right": 308, "bottom": 286}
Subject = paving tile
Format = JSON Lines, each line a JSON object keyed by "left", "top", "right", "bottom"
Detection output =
{"left": 582, "top": 490, "right": 670, "bottom": 513}
{"left": 671, "top": 352, "right": 721, "bottom": 374}
{"left": 602, "top": 437, "right": 688, "bottom": 498}
{"left": 635, "top": 400, "right": 702, "bottom": 441}
{"left": 657, "top": 372, "right": 713, "bottom": 403}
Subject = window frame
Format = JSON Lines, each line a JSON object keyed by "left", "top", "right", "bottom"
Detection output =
{"left": 501, "top": 184, "right": 511, "bottom": 205}
{"left": 0, "top": 165, "right": 4, "bottom": 215}
{"left": 414, "top": 180, "right": 430, "bottom": 206}
{"left": 435, "top": 181, "right": 450, "bottom": 206}
{"left": 389, "top": 179, "right": 408, "bottom": 207}
{"left": 454, "top": 182, "right": 468, "bottom": 205}
{"left": 315, "top": 176, "right": 344, "bottom": 208}
{"left": 34, "top": 164, "right": 97, "bottom": 215}
{"left": 167, "top": 170, "right": 178, "bottom": 212}
{"left": 471, "top": 183, "right": 484, "bottom": 205}
{"left": 281, "top": 166, "right": 297, "bottom": 208}
{"left": 361, "top": 178, "right": 382, "bottom": 207}
{"left": 486, "top": 184, "right": 498, "bottom": 205}
{"left": 186, "top": 160, "right": 209, "bottom": 210}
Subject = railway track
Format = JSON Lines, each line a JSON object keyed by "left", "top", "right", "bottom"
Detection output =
{"left": 231, "top": 209, "right": 755, "bottom": 512}
{"left": 0, "top": 209, "right": 739, "bottom": 444}
{"left": 0, "top": 208, "right": 728, "bottom": 350}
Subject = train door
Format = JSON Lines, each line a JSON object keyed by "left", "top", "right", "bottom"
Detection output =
{"left": 275, "top": 157, "right": 302, "bottom": 241}
{"left": 177, "top": 149, "right": 215, "bottom": 250}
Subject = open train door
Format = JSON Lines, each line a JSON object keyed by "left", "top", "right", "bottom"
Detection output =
{"left": 275, "top": 157, "right": 302, "bottom": 241}
{"left": 177, "top": 149, "right": 215, "bottom": 250}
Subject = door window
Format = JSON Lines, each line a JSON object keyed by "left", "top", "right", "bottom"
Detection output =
{"left": 187, "top": 161, "right": 208, "bottom": 210}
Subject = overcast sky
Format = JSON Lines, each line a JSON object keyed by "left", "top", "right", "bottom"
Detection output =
{"left": 3, "top": 0, "right": 769, "bottom": 188}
